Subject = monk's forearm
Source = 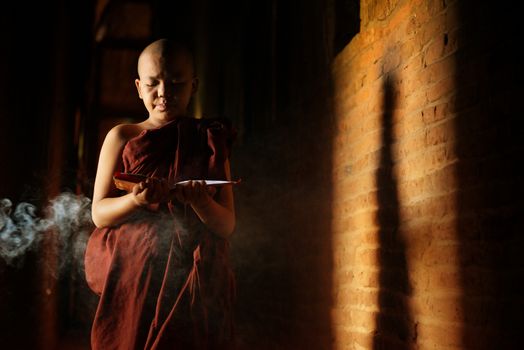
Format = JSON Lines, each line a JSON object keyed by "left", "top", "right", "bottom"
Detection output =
{"left": 92, "top": 193, "right": 141, "bottom": 228}
{"left": 191, "top": 199, "right": 235, "bottom": 238}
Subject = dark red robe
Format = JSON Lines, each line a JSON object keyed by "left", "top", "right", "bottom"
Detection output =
{"left": 85, "top": 117, "right": 236, "bottom": 349}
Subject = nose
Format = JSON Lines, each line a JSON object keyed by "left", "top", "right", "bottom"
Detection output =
{"left": 157, "top": 81, "right": 172, "bottom": 98}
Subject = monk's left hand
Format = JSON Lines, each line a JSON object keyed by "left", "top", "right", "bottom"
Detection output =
{"left": 173, "top": 180, "right": 217, "bottom": 207}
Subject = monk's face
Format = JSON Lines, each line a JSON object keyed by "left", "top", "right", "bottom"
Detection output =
{"left": 135, "top": 51, "right": 197, "bottom": 121}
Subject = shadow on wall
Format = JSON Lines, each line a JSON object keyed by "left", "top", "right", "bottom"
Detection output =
{"left": 373, "top": 75, "right": 415, "bottom": 349}
{"left": 455, "top": 2, "right": 524, "bottom": 348}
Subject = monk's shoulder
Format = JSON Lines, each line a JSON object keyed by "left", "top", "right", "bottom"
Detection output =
{"left": 108, "top": 123, "right": 145, "bottom": 144}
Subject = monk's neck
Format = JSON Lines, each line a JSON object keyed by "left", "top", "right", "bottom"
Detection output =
{"left": 143, "top": 114, "right": 190, "bottom": 129}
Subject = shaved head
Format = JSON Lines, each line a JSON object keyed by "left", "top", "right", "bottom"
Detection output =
{"left": 137, "top": 38, "right": 195, "bottom": 78}
{"left": 135, "top": 38, "right": 198, "bottom": 120}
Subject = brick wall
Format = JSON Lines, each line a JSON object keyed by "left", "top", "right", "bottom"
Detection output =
{"left": 332, "top": 0, "right": 523, "bottom": 349}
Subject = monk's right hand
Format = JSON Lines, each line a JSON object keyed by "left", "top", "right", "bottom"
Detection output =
{"left": 132, "top": 177, "right": 170, "bottom": 206}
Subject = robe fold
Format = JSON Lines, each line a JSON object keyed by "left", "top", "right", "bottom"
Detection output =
{"left": 85, "top": 117, "right": 236, "bottom": 350}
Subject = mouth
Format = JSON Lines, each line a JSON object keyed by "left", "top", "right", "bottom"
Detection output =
{"left": 155, "top": 103, "right": 168, "bottom": 112}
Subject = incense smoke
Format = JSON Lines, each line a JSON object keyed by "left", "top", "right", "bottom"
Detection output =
{"left": 0, "top": 192, "right": 93, "bottom": 275}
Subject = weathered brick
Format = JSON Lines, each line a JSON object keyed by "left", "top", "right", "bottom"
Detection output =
{"left": 331, "top": 0, "right": 520, "bottom": 348}
{"left": 417, "top": 322, "right": 463, "bottom": 348}
{"left": 426, "top": 75, "right": 454, "bottom": 102}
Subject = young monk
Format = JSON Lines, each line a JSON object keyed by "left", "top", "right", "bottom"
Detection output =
{"left": 85, "top": 38, "right": 236, "bottom": 349}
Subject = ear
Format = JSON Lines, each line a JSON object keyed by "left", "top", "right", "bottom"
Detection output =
{"left": 191, "top": 78, "right": 199, "bottom": 95}
{"left": 135, "top": 79, "right": 143, "bottom": 99}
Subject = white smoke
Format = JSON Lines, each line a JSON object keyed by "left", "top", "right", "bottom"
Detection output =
{"left": 0, "top": 192, "right": 93, "bottom": 275}
{"left": 0, "top": 198, "right": 51, "bottom": 263}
